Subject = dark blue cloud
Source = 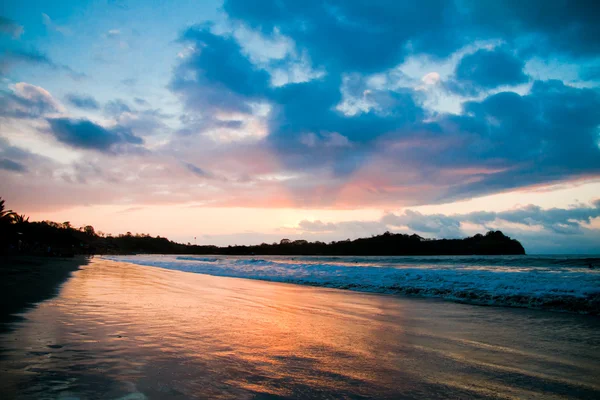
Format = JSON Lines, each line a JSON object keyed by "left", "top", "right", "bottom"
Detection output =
{"left": 65, "top": 93, "right": 100, "bottom": 110}
{"left": 386, "top": 200, "right": 600, "bottom": 237}
{"left": 171, "top": 26, "right": 271, "bottom": 114}
{"left": 265, "top": 75, "right": 424, "bottom": 176}
{"left": 581, "top": 66, "right": 600, "bottom": 81}
{"left": 224, "top": 0, "right": 600, "bottom": 73}
{"left": 224, "top": 0, "right": 466, "bottom": 73}
{"left": 0, "top": 137, "right": 50, "bottom": 174}
{"left": 304, "top": 200, "right": 600, "bottom": 248}
{"left": 117, "top": 109, "right": 169, "bottom": 136}
{"left": 382, "top": 210, "right": 463, "bottom": 238}
{"left": 424, "top": 80, "right": 600, "bottom": 200}
{"left": 0, "top": 48, "right": 52, "bottom": 74}
{"left": 104, "top": 99, "right": 132, "bottom": 116}
{"left": 181, "top": 27, "right": 271, "bottom": 97}
{"left": 0, "top": 16, "right": 23, "bottom": 38}
{"left": 0, "top": 48, "right": 87, "bottom": 80}
{"left": 0, "top": 158, "right": 26, "bottom": 172}
{"left": 121, "top": 78, "right": 137, "bottom": 86}
{"left": 183, "top": 162, "right": 215, "bottom": 179}
{"left": 46, "top": 118, "right": 143, "bottom": 152}
{"left": 461, "top": 201, "right": 600, "bottom": 235}
{"left": 449, "top": 48, "right": 528, "bottom": 94}
{"left": 133, "top": 97, "right": 149, "bottom": 106}
{"left": 171, "top": 25, "right": 425, "bottom": 177}
{"left": 0, "top": 85, "right": 60, "bottom": 119}
{"left": 168, "top": 1, "right": 600, "bottom": 204}
{"left": 465, "top": 80, "right": 600, "bottom": 165}
{"left": 463, "top": 0, "right": 600, "bottom": 58}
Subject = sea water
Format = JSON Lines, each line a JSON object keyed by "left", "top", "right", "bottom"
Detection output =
{"left": 105, "top": 254, "right": 600, "bottom": 314}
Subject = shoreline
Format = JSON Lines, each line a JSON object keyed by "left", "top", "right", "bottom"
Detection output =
{"left": 2, "top": 257, "right": 599, "bottom": 399}
{"left": 113, "top": 258, "right": 597, "bottom": 318}
{"left": 0, "top": 256, "right": 88, "bottom": 331}
{"left": 104, "top": 254, "right": 600, "bottom": 316}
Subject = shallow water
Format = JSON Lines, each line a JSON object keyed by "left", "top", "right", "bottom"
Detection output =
{"left": 1, "top": 258, "right": 599, "bottom": 399}
{"left": 106, "top": 254, "right": 600, "bottom": 314}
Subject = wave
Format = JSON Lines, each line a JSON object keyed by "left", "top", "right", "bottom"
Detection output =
{"left": 176, "top": 256, "right": 219, "bottom": 262}
{"left": 105, "top": 255, "right": 600, "bottom": 315}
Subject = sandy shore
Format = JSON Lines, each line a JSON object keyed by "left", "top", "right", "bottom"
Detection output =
{"left": 0, "top": 256, "right": 88, "bottom": 330}
{"left": 1, "top": 258, "right": 599, "bottom": 399}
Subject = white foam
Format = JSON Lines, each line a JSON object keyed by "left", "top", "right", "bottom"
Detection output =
{"left": 104, "top": 255, "right": 600, "bottom": 313}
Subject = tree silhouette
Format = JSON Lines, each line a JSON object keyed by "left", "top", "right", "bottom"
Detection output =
{"left": 13, "top": 214, "right": 29, "bottom": 225}
{"left": 0, "top": 195, "right": 525, "bottom": 256}
{"left": 0, "top": 198, "right": 17, "bottom": 247}
{"left": 0, "top": 197, "right": 16, "bottom": 225}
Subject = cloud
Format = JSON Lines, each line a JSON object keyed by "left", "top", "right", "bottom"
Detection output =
{"left": 102, "top": 99, "right": 171, "bottom": 136}
{"left": 170, "top": 7, "right": 599, "bottom": 207}
{"left": 448, "top": 47, "right": 529, "bottom": 94}
{"left": 0, "top": 16, "right": 24, "bottom": 38}
{"left": 433, "top": 80, "right": 600, "bottom": 199}
{"left": 460, "top": 201, "right": 600, "bottom": 235}
{"left": 45, "top": 117, "right": 143, "bottom": 152}
{"left": 295, "top": 200, "right": 600, "bottom": 252}
{"left": 297, "top": 220, "right": 338, "bottom": 232}
{"left": 104, "top": 99, "right": 132, "bottom": 116}
{"left": 421, "top": 72, "right": 441, "bottom": 86}
{"left": 297, "top": 219, "right": 388, "bottom": 237}
{"left": 224, "top": 0, "right": 467, "bottom": 73}
{"left": 382, "top": 210, "right": 463, "bottom": 237}
{"left": 463, "top": 0, "right": 600, "bottom": 58}
{"left": 0, "top": 137, "right": 55, "bottom": 175}
{"left": 296, "top": 201, "right": 600, "bottom": 237}
{"left": 42, "top": 13, "right": 71, "bottom": 35}
{"left": 0, "top": 48, "right": 85, "bottom": 80}
{"left": 171, "top": 25, "right": 272, "bottom": 114}
{"left": 183, "top": 162, "right": 215, "bottom": 179}
{"left": 133, "top": 97, "right": 149, "bottom": 106}
{"left": 336, "top": 80, "right": 600, "bottom": 207}
{"left": 65, "top": 93, "right": 100, "bottom": 110}
{"left": 3, "top": 0, "right": 597, "bottom": 224}
{"left": 103, "top": 28, "right": 128, "bottom": 49}
{"left": 107, "top": 0, "right": 128, "bottom": 10}
{"left": 121, "top": 78, "right": 137, "bottom": 86}
{"left": 116, "top": 109, "right": 169, "bottom": 136}
{"left": 258, "top": 70, "right": 423, "bottom": 178}
{"left": 0, "top": 48, "right": 53, "bottom": 74}
{"left": 388, "top": 201, "right": 600, "bottom": 240}
{"left": 0, "top": 82, "right": 62, "bottom": 118}
{"left": 0, "top": 158, "right": 27, "bottom": 172}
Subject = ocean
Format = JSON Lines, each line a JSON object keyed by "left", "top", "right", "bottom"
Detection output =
{"left": 105, "top": 254, "right": 600, "bottom": 314}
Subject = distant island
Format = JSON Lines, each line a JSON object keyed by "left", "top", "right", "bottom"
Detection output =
{"left": 1, "top": 197, "right": 525, "bottom": 256}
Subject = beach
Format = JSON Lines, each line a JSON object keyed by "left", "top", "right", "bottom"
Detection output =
{"left": 0, "top": 256, "right": 87, "bottom": 330}
{"left": 0, "top": 257, "right": 599, "bottom": 399}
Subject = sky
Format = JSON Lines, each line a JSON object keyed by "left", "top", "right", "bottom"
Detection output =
{"left": 1, "top": 0, "right": 599, "bottom": 254}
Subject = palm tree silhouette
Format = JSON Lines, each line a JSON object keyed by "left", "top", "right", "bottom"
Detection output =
{"left": 0, "top": 197, "right": 16, "bottom": 225}
{"left": 13, "top": 214, "right": 29, "bottom": 224}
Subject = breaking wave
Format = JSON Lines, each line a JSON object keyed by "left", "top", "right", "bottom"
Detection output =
{"left": 104, "top": 255, "right": 600, "bottom": 314}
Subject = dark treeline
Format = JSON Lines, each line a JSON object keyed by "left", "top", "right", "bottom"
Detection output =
{"left": 196, "top": 231, "right": 526, "bottom": 256}
{"left": 1, "top": 197, "right": 525, "bottom": 256}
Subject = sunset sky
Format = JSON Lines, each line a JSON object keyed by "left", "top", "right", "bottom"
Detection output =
{"left": 1, "top": 0, "right": 599, "bottom": 253}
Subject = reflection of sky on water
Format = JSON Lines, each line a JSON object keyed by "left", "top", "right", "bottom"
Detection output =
{"left": 1, "top": 259, "right": 599, "bottom": 399}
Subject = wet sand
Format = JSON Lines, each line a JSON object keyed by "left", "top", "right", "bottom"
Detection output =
{"left": 0, "top": 256, "right": 88, "bottom": 330}
{"left": 0, "top": 258, "right": 599, "bottom": 399}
